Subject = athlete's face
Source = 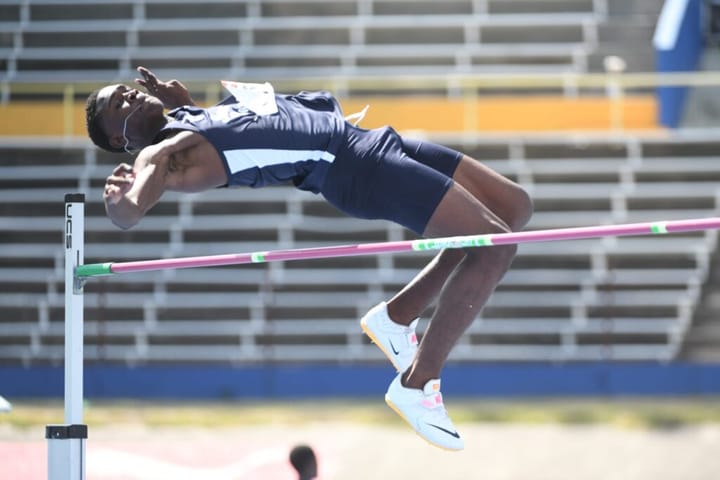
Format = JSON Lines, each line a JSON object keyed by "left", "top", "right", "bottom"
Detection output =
{"left": 96, "top": 84, "right": 166, "bottom": 152}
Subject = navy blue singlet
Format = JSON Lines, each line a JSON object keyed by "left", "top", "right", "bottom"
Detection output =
{"left": 159, "top": 91, "right": 346, "bottom": 193}
{"left": 158, "top": 92, "right": 462, "bottom": 234}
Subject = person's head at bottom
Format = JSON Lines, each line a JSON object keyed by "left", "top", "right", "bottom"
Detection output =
{"left": 289, "top": 444, "right": 318, "bottom": 480}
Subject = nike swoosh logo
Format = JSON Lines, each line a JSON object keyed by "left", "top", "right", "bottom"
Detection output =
{"left": 427, "top": 423, "right": 460, "bottom": 439}
{"left": 389, "top": 339, "right": 400, "bottom": 355}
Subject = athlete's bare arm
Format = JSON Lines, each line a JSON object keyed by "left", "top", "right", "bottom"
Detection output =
{"left": 103, "top": 131, "right": 226, "bottom": 229}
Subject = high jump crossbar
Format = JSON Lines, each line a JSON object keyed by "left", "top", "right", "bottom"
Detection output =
{"left": 76, "top": 216, "right": 720, "bottom": 278}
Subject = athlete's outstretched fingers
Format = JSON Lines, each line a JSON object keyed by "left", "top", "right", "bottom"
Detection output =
{"left": 134, "top": 66, "right": 158, "bottom": 91}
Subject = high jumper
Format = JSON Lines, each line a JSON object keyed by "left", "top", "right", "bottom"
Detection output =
{"left": 85, "top": 66, "right": 534, "bottom": 450}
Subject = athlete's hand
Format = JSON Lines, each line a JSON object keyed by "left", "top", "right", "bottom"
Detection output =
{"left": 103, "top": 163, "right": 135, "bottom": 205}
{"left": 134, "top": 66, "right": 195, "bottom": 109}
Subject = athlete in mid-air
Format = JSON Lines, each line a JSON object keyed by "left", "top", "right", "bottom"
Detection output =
{"left": 86, "top": 66, "right": 533, "bottom": 450}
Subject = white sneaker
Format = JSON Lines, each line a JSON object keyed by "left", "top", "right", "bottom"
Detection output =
{"left": 385, "top": 374, "right": 464, "bottom": 451}
{"left": 360, "top": 302, "right": 418, "bottom": 372}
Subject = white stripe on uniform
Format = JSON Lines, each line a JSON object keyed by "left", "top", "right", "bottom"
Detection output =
{"left": 224, "top": 148, "right": 336, "bottom": 174}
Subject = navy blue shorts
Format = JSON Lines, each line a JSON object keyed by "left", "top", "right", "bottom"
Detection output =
{"left": 321, "top": 125, "right": 462, "bottom": 234}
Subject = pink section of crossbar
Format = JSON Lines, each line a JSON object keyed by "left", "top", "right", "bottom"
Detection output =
{"left": 109, "top": 217, "right": 720, "bottom": 275}
{"left": 110, "top": 241, "right": 413, "bottom": 274}
{"left": 487, "top": 217, "right": 720, "bottom": 245}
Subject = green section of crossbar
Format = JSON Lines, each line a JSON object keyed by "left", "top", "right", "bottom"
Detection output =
{"left": 75, "top": 263, "right": 113, "bottom": 277}
{"left": 412, "top": 235, "right": 494, "bottom": 251}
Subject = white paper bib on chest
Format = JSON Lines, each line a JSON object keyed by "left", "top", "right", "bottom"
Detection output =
{"left": 221, "top": 80, "right": 278, "bottom": 115}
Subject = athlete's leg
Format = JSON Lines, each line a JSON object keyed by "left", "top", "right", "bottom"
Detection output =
{"left": 382, "top": 177, "right": 526, "bottom": 451}
{"left": 386, "top": 154, "right": 532, "bottom": 326}
{"left": 402, "top": 179, "right": 524, "bottom": 389}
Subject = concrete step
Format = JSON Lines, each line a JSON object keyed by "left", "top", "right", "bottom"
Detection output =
{"left": 587, "top": 47, "right": 656, "bottom": 73}
{"left": 681, "top": 346, "right": 720, "bottom": 362}
{"left": 684, "top": 323, "right": 720, "bottom": 343}
{"left": 682, "top": 51, "right": 720, "bottom": 128}
{"left": 606, "top": 0, "right": 665, "bottom": 17}
{"left": 597, "top": 21, "right": 657, "bottom": 43}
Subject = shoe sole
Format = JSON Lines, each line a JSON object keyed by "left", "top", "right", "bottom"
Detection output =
{"left": 385, "top": 395, "right": 464, "bottom": 452}
{"left": 360, "top": 318, "right": 403, "bottom": 372}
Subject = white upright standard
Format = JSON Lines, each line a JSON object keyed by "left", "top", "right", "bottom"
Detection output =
{"left": 47, "top": 193, "right": 87, "bottom": 479}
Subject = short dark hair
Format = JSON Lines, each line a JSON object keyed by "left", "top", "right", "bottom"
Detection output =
{"left": 86, "top": 89, "right": 124, "bottom": 153}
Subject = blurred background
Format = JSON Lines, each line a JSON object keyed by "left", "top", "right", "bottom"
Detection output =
{"left": 1, "top": 0, "right": 720, "bottom": 479}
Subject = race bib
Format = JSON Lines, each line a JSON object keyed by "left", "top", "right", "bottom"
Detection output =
{"left": 221, "top": 80, "right": 278, "bottom": 115}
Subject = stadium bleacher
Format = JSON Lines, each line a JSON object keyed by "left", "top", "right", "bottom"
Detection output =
{"left": 4, "top": 0, "right": 719, "bottom": 367}
{"left": 1, "top": 0, "right": 641, "bottom": 84}
{"left": 1, "top": 131, "right": 717, "bottom": 365}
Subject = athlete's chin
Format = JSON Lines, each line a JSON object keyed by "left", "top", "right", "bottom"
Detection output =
{"left": 143, "top": 100, "right": 166, "bottom": 122}
{"left": 147, "top": 98, "right": 165, "bottom": 112}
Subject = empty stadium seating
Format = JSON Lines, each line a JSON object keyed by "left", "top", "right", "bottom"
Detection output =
{"left": 1, "top": 132, "right": 717, "bottom": 365}
{"left": 4, "top": 0, "right": 713, "bottom": 367}
{"left": 1, "top": 0, "right": 650, "bottom": 85}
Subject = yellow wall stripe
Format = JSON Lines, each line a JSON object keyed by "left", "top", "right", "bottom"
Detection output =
{"left": 0, "top": 96, "right": 658, "bottom": 137}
